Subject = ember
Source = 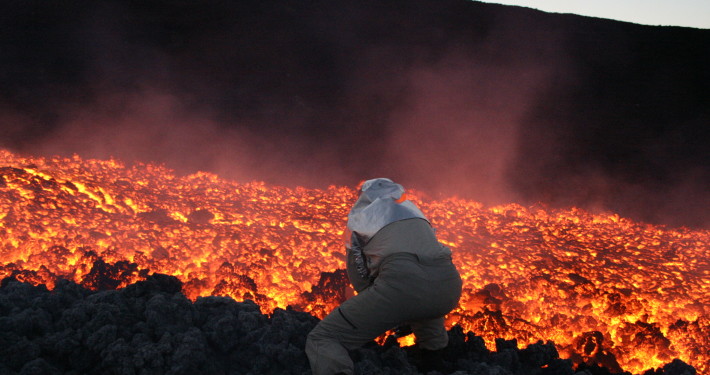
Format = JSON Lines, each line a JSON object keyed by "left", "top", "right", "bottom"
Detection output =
{"left": 1, "top": 149, "right": 707, "bottom": 374}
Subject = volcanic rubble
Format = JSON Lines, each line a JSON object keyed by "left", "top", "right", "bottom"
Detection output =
{"left": 0, "top": 273, "right": 696, "bottom": 375}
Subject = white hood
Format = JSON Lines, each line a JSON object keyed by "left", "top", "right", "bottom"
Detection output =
{"left": 346, "top": 178, "right": 428, "bottom": 243}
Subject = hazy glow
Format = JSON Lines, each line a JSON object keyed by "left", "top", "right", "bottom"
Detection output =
{"left": 477, "top": 0, "right": 710, "bottom": 29}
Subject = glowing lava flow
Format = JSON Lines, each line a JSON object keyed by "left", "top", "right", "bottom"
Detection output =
{"left": 0, "top": 149, "right": 708, "bottom": 374}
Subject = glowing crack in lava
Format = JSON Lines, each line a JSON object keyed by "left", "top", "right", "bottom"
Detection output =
{"left": 0, "top": 149, "right": 707, "bottom": 374}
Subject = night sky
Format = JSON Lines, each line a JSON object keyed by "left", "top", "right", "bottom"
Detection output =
{"left": 1, "top": 0, "right": 708, "bottom": 228}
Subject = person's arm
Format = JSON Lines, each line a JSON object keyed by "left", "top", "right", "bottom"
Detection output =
{"left": 346, "top": 233, "right": 371, "bottom": 292}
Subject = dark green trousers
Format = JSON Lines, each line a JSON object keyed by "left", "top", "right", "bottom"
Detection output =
{"left": 306, "top": 253, "right": 462, "bottom": 375}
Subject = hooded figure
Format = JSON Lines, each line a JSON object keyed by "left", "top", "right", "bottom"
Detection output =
{"left": 306, "top": 178, "right": 462, "bottom": 375}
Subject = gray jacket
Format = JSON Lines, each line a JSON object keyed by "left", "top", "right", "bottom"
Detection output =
{"left": 347, "top": 218, "right": 453, "bottom": 292}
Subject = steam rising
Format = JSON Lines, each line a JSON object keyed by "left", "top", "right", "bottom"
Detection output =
{"left": 0, "top": 0, "right": 707, "bottom": 227}
{"left": 382, "top": 49, "right": 553, "bottom": 204}
{"left": 30, "top": 90, "right": 354, "bottom": 188}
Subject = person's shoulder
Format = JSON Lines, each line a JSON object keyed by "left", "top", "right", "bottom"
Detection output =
{"left": 378, "top": 218, "right": 431, "bottom": 236}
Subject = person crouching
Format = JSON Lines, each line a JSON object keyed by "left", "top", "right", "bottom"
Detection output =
{"left": 306, "top": 178, "right": 463, "bottom": 375}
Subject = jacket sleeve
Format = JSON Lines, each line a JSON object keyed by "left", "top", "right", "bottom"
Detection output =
{"left": 346, "top": 233, "right": 371, "bottom": 292}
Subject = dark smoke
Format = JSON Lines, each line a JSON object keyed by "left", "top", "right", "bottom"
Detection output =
{"left": 0, "top": 274, "right": 697, "bottom": 375}
{"left": 0, "top": 0, "right": 708, "bottom": 227}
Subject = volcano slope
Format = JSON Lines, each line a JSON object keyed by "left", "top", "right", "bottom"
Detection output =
{"left": 0, "top": 274, "right": 696, "bottom": 375}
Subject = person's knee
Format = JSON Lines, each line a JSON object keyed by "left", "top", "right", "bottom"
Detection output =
{"left": 306, "top": 322, "right": 347, "bottom": 357}
{"left": 306, "top": 324, "right": 354, "bottom": 375}
{"left": 305, "top": 331, "right": 316, "bottom": 355}
{"left": 306, "top": 324, "right": 332, "bottom": 354}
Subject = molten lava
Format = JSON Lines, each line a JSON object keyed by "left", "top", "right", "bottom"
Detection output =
{"left": 0, "top": 149, "right": 707, "bottom": 374}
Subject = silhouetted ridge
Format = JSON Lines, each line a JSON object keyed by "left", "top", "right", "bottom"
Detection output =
{"left": 1, "top": 0, "right": 708, "bottom": 227}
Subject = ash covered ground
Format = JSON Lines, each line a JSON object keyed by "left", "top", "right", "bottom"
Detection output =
{"left": 0, "top": 274, "right": 696, "bottom": 375}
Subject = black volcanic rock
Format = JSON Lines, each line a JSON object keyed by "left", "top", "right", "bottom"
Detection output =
{"left": 0, "top": 274, "right": 696, "bottom": 374}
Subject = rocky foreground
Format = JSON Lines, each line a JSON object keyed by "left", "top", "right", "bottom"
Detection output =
{"left": 0, "top": 274, "right": 695, "bottom": 375}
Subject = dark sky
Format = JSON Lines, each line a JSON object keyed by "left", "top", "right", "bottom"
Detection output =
{"left": 1, "top": 0, "right": 708, "bottom": 228}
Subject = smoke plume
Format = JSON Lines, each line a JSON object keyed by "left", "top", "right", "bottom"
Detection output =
{"left": 0, "top": 0, "right": 707, "bottom": 227}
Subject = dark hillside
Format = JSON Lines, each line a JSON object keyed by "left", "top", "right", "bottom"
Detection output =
{"left": 0, "top": 0, "right": 708, "bottom": 227}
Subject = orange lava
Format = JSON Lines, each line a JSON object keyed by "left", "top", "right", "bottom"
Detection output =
{"left": 1, "top": 149, "right": 707, "bottom": 374}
